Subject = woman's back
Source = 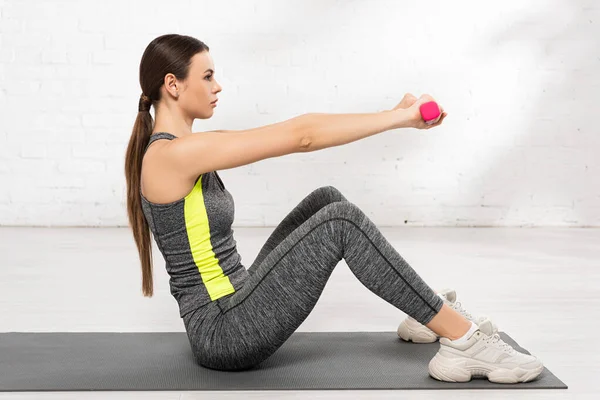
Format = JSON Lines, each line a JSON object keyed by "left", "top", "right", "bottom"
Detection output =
{"left": 140, "top": 132, "right": 249, "bottom": 319}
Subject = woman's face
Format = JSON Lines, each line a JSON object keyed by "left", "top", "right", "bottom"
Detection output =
{"left": 178, "top": 51, "right": 222, "bottom": 119}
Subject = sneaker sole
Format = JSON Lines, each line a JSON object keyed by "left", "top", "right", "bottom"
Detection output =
{"left": 397, "top": 319, "right": 438, "bottom": 343}
{"left": 428, "top": 352, "right": 544, "bottom": 384}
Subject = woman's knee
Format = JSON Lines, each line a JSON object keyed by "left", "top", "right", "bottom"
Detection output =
{"left": 310, "top": 185, "right": 348, "bottom": 203}
{"left": 320, "top": 200, "right": 365, "bottom": 222}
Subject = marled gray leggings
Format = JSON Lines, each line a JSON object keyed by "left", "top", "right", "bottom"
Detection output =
{"left": 182, "top": 186, "right": 444, "bottom": 371}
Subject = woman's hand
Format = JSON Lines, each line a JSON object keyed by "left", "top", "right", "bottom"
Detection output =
{"left": 391, "top": 93, "right": 418, "bottom": 110}
{"left": 389, "top": 93, "right": 448, "bottom": 130}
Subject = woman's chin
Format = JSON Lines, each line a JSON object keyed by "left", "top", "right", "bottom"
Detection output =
{"left": 198, "top": 108, "right": 215, "bottom": 119}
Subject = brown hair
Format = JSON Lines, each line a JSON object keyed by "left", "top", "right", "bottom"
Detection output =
{"left": 124, "top": 34, "right": 210, "bottom": 297}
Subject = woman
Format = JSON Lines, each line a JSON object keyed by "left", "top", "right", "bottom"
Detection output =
{"left": 124, "top": 34, "right": 543, "bottom": 383}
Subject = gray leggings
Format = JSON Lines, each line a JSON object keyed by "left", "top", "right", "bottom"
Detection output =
{"left": 182, "top": 186, "right": 444, "bottom": 371}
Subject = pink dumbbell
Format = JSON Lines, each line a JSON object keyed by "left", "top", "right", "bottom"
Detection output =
{"left": 419, "top": 101, "right": 441, "bottom": 125}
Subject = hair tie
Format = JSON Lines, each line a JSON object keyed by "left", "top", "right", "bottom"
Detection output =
{"left": 138, "top": 93, "right": 152, "bottom": 112}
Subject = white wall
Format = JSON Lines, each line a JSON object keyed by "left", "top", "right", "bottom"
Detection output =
{"left": 0, "top": 0, "right": 597, "bottom": 228}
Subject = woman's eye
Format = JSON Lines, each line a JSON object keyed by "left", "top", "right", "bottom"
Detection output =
{"left": 205, "top": 74, "right": 213, "bottom": 81}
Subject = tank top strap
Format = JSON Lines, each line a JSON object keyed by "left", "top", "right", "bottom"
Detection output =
{"left": 144, "top": 132, "right": 177, "bottom": 153}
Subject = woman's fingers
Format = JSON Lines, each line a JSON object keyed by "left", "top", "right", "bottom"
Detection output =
{"left": 427, "top": 112, "right": 447, "bottom": 128}
{"left": 420, "top": 112, "right": 447, "bottom": 129}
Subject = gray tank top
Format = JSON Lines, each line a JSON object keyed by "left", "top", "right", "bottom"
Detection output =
{"left": 140, "top": 132, "right": 249, "bottom": 318}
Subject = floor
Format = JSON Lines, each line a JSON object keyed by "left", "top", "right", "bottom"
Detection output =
{"left": 1, "top": 226, "right": 598, "bottom": 399}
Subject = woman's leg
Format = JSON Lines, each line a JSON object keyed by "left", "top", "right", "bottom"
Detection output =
{"left": 246, "top": 186, "right": 349, "bottom": 274}
{"left": 189, "top": 198, "right": 464, "bottom": 371}
{"left": 246, "top": 186, "right": 469, "bottom": 340}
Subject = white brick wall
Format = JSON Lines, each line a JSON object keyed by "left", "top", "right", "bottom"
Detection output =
{"left": 0, "top": 0, "right": 598, "bottom": 227}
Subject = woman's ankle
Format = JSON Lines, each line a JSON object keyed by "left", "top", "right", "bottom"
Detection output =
{"left": 425, "top": 303, "right": 471, "bottom": 340}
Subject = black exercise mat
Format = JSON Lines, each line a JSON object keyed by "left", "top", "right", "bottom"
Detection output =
{"left": 0, "top": 331, "right": 567, "bottom": 391}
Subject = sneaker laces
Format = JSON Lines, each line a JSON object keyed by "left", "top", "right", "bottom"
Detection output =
{"left": 451, "top": 301, "right": 474, "bottom": 320}
{"left": 484, "top": 333, "right": 516, "bottom": 354}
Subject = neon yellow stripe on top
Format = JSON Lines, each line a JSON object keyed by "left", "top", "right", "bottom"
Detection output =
{"left": 184, "top": 175, "right": 235, "bottom": 300}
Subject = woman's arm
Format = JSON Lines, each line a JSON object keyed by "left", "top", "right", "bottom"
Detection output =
{"left": 204, "top": 106, "right": 415, "bottom": 153}
{"left": 298, "top": 109, "right": 410, "bottom": 152}
{"left": 206, "top": 130, "right": 236, "bottom": 133}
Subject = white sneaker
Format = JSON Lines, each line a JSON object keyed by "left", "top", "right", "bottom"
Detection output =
{"left": 397, "top": 288, "right": 498, "bottom": 343}
{"left": 428, "top": 318, "right": 544, "bottom": 383}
